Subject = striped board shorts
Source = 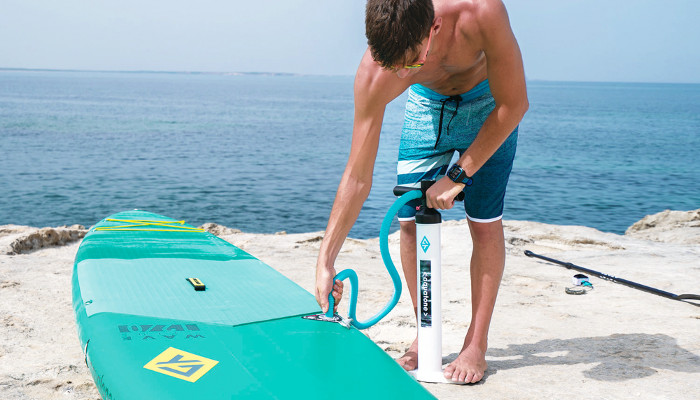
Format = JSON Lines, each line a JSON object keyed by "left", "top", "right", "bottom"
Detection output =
{"left": 397, "top": 80, "right": 518, "bottom": 223}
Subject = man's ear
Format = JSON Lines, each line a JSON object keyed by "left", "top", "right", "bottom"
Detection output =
{"left": 433, "top": 17, "right": 442, "bottom": 35}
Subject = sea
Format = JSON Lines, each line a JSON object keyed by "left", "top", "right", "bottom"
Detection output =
{"left": 1, "top": 69, "right": 698, "bottom": 238}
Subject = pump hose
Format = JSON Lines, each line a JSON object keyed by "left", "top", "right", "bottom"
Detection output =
{"left": 325, "top": 190, "right": 423, "bottom": 329}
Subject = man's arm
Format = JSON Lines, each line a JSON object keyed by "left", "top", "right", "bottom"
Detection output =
{"left": 427, "top": 0, "right": 528, "bottom": 209}
{"left": 315, "top": 50, "right": 409, "bottom": 313}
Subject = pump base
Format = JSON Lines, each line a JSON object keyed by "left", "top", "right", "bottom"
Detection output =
{"left": 408, "top": 369, "right": 468, "bottom": 385}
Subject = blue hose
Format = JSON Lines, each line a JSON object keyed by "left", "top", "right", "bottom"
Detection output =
{"left": 326, "top": 190, "right": 422, "bottom": 329}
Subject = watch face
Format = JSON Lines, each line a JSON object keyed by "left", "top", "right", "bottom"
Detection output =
{"left": 448, "top": 166, "right": 461, "bottom": 180}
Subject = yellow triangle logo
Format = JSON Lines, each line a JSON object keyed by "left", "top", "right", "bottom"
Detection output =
{"left": 144, "top": 347, "right": 218, "bottom": 382}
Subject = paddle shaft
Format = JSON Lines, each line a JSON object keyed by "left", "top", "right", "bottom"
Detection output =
{"left": 524, "top": 250, "right": 689, "bottom": 301}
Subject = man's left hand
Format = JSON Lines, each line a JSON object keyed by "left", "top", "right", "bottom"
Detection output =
{"left": 425, "top": 176, "right": 465, "bottom": 210}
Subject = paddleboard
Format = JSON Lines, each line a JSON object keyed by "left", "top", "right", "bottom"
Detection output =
{"left": 72, "top": 210, "right": 435, "bottom": 399}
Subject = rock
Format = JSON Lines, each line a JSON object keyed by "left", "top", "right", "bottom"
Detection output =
{"left": 59, "top": 224, "right": 86, "bottom": 230}
{"left": 7, "top": 227, "right": 87, "bottom": 255}
{"left": 625, "top": 209, "right": 700, "bottom": 244}
{"left": 198, "top": 223, "right": 242, "bottom": 236}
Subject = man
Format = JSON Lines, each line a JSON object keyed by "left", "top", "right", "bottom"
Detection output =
{"left": 315, "top": 0, "right": 527, "bottom": 384}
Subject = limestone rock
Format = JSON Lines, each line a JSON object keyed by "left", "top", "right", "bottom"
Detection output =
{"left": 625, "top": 209, "right": 700, "bottom": 244}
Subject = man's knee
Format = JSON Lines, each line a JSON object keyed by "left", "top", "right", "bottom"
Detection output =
{"left": 468, "top": 219, "right": 504, "bottom": 244}
{"left": 400, "top": 220, "right": 416, "bottom": 234}
{"left": 400, "top": 220, "right": 417, "bottom": 244}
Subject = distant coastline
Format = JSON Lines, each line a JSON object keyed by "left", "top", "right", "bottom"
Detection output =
{"left": 0, "top": 67, "right": 301, "bottom": 77}
{"left": 3, "top": 67, "right": 700, "bottom": 85}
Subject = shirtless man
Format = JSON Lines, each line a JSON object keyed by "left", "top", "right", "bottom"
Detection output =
{"left": 315, "top": 0, "right": 527, "bottom": 384}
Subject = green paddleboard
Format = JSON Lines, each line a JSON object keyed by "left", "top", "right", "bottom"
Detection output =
{"left": 72, "top": 210, "right": 435, "bottom": 399}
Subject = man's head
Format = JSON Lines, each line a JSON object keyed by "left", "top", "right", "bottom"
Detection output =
{"left": 365, "top": 0, "right": 436, "bottom": 70}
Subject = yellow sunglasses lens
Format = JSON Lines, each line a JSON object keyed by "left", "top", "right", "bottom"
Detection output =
{"left": 404, "top": 63, "right": 424, "bottom": 69}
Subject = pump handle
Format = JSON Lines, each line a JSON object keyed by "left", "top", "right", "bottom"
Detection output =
{"left": 393, "top": 181, "right": 465, "bottom": 202}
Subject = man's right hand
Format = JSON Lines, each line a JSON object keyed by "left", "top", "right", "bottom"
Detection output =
{"left": 315, "top": 266, "right": 344, "bottom": 314}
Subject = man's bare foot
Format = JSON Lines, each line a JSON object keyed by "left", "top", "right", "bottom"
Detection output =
{"left": 396, "top": 338, "right": 418, "bottom": 371}
{"left": 443, "top": 344, "right": 487, "bottom": 383}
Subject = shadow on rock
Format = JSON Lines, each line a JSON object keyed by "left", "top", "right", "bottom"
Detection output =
{"left": 479, "top": 333, "right": 700, "bottom": 381}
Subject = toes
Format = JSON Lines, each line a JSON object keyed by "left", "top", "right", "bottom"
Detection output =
{"left": 458, "top": 370, "right": 468, "bottom": 383}
{"left": 398, "top": 361, "right": 416, "bottom": 371}
{"left": 443, "top": 364, "right": 456, "bottom": 379}
{"left": 397, "top": 351, "right": 418, "bottom": 371}
{"left": 467, "top": 370, "right": 484, "bottom": 384}
{"left": 450, "top": 368, "right": 462, "bottom": 382}
{"left": 465, "top": 371, "right": 475, "bottom": 383}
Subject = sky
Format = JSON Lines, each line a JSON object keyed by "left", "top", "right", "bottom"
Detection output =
{"left": 1, "top": 0, "right": 699, "bottom": 83}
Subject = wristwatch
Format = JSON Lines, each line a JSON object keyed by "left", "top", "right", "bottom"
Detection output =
{"left": 447, "top": 164, "right": 473, "bottom": 186}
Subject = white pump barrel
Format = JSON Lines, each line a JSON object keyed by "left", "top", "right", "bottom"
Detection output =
{"left": 414, "top": 211, "right": 445, "bottom": 382}
{"left": 395, "top": 182, "right": 466, "bottom": 384}
{"left": 410, "top": 206, "right": 463, "bottom": 384}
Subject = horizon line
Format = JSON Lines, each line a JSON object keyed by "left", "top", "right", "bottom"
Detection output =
{"left": 1, "top": 67, "right": 698, "bottom": 85}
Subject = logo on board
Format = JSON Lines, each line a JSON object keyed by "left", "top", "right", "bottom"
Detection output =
{"left": 420, "top": 236, "right": 431, "bottom": 253}
{"left": 119, "top": 323, "right": 205, "bottom": 342}
{"left": 144, "top": 347, "right": 218, "bottom": 382}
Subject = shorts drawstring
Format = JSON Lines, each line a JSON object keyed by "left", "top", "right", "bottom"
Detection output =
{"left": 435, "top": 95, "right": 462, "bottom": 149}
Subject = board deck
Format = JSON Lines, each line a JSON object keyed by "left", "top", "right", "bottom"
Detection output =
{"left": 73, "top": 211, "right": 435, "bottom": 399}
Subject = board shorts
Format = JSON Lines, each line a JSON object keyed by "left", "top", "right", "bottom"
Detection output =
{"left": 397, "top": 79, "right": 518, "bottom": 223}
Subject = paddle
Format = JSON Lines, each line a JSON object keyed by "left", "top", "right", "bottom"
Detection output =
{"left": 524, "top": 250, "right": 700, "bottom": 307}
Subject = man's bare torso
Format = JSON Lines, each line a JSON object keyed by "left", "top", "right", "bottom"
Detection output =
{"left": 353, "top": 0, "right": 524, "bottom": 130}
{"left": 356, "top": 0, "right": 512, "bottom": 105}
{"left": 408, "top": 0, "right": 489, "bottom": 95}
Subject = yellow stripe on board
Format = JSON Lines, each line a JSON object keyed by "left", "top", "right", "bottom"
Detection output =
{"left": 106, "top": 218, "right": 187, "bottom": 224}
{"left": 94, "top": 228, "right": 205, "bottom": 232}
{"left": 95, "top": 218, "right": 205, "bottom": 232}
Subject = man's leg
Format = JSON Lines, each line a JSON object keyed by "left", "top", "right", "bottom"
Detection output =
{"left": 444, "top": 218, "right": 506, "bottom": 383}
{"left": 396, "top": 220, "right": 419, "bottom": 371}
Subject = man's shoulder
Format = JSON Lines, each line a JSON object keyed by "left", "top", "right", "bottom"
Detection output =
{"left": 354, "top": 51, "right": 410, "bottom": 106}
{"left": 451, "top": 0, "right": 509, "bottom": 34}
{"left": 452, "top": 0, "right": 508, "bottom": 17}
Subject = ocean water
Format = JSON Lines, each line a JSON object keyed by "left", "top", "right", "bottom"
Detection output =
{"left": 1, "top": 70, "right": 698, "bottom": 238}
